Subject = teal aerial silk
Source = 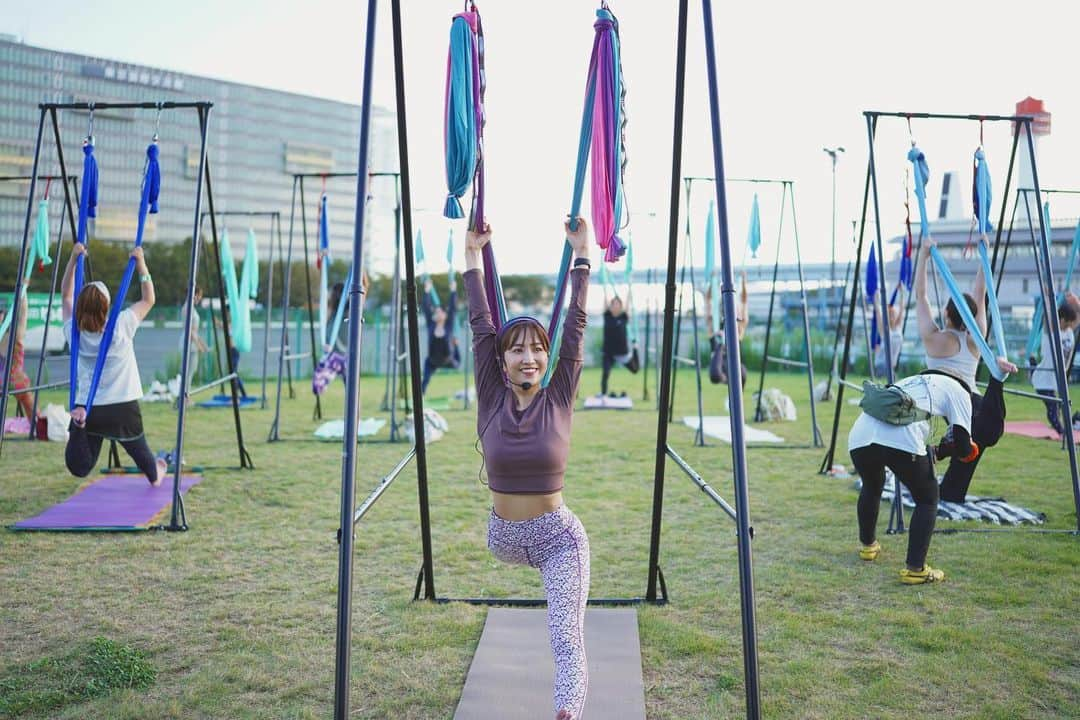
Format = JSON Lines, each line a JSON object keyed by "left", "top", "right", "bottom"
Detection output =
{"left": 1027, "top": 206, "right": 1080, "bottom": 359}
{"left": 0, "top": 198, "right": 52, "bottom": 341}
{"left": 705, "top": 200, "right": 720, "bottom": 335}
{"left": 746, "top": 194, "right": 761, "bottom": 259}
{"left": 220, "top": 229, "right": 252, "bottom": 353}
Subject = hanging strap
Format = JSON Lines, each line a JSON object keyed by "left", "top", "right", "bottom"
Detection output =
{"left": 906, "top": 144, "right": 1006, "bottom": 381}
{"left": 83, "top": 141, "right": 158, "bottom": 414}
{"left": 705, "top": 200, "right": 720, "bottom": 335}
{"left": 236, "top": 228, "right": 258, "bottom": 353}
{"left": 625, "top": 234, "right": 640, "bottom": 345}
{"left": 317, "top": 193, "right": 330, "bottom": 350}
{"left": 326, "top": 264, "right": 353, "bottom": 354}
{"left": 415, "top": 229, "right": 441, "bottom": 307}
{"left": 69, "top": 143, "right": 99, "bottom": 409}
{"left": 548, "top": 7, "right": 625, "bottom": 355}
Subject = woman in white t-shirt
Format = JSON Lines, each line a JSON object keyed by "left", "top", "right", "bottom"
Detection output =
{"left": 61, "top": 243, "right": 165, "bottom": 486}
{"left": 848, "top": 358, "right": 1014, "bottom": 585}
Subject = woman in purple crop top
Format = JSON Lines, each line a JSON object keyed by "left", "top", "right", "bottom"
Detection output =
{"left": 464, "top": 218, "right": 592, "bottom": 720}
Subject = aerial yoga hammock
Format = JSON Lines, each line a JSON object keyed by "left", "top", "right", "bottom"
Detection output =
{"left": 707, "top": 198, "right": 748, "bottom": 386}
{"left": 312, "top": 191, "right": 353, "bottom": 396}
{"left": 909, "top": 140, "right": 1012, "bottom": 502}
{"left": 1025, "top": 202, "right": 1080, "bottom": 363}
{"left": 71, "top": 137, "right": 160, "bottom": 416}
{"left": 417, "top": 229, "right": 460, "bottom": 395}
{"left": 0, "top": 185, "right": 53, "bottom": 342}
{"left": 218, "top": 226, "right": 258, "bottom": 397}
{"left": 444, "top": 2, "right": 627, "bottom": 387}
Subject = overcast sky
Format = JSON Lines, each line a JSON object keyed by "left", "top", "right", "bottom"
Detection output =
{"left": 11, "top": 0, "right": 1078, "bottom": 277}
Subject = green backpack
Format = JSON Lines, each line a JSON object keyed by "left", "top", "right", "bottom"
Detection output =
{"left": 859, "top": 381, "right": 931, "bottom": 426}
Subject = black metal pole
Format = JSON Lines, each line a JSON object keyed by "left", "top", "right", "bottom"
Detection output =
{"left": 646, "top": 0, "right": 688, "bottom": 604}
{"left": 702, "top": 0, "right": 761, "bottom": 713}
{"left": 0, "top": 107, "right": 46, "bottom": 459}
{"left": 819, "top": 120, "right": 874, "bottom": 475}
{"left": 171, "top": 103, "right": 213, "bottom": 531}
{"left": 643, "top": 267, "right": 652, "bottom": 402}
{"left": 753, "top": 185, "right": 786, "bottom": 423}
{"left": 391, "top": 0, "right": 435, "bottom": 600}
{"left": 299, "top": 176, "right": 323, "bottom": 421}
{"left": 1025, "top": 123, "right": 1080, "bottom": 532}
{"left": 334, "top": 0, "right": 378, "bottom": 714}
{"left": 865, "top": 115, "right": 903, "bottom": 536}
{"left": 28, "top": 174, "right": 80, "bottom": 438}
{"left": 260, "top": 214, "right": 278, "bottom": 409}
{"left": 269, "top": 177, "right": 299, "bottom": 442}
{"left": 789, "top": 184, "right": 823, "bottom": 447}
{"left": 202, "top": 161, "right": 253, "bottom": 471}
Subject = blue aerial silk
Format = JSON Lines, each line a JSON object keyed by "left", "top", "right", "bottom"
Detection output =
{"left": 443, "top": 15, "right": 478, "bottom": 220}
{"left": 906, "top": 145, "right": 1005, "bottom": 381}
{"left": 908, "top": 146, "right": 931, "bottom": 239}
{"left": 83, "top": 142, "right": 159, "bottom": 414}
{"left": 865, "top": 243, "right": 880, "bottom": 349}
{"left": 973, "top": 148, "right": 993, "bottom": 235}
{"left": 705, "top": 200, "right": 720, "bottom": 335}
{"left": 446, "top": 230, "right": 458, "bottom": 338}
{"left": 625, "top": 234, "right": 639, "bottom": 345}
{"left": 747, "top": 194, "right": 761, "bottom": 259}
{"left": 235, "top": 228, "right": 258, "bottom": 353}
{"left": 69, "top": 143, "right": 99, "bottom": 409}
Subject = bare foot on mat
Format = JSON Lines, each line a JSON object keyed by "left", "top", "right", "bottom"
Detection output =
{"left": 150, "top": 458, "right": 167, "bottom": 487}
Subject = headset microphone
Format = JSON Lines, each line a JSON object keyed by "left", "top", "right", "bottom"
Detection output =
{"left": 507, "top": 379, "right": 533, "bottom": 391}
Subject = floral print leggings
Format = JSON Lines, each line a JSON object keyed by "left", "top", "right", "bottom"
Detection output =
{"left": 488, "top": 505, "right": 591, "bottom": 718}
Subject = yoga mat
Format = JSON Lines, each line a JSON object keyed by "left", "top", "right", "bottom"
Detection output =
{"left": 12, "top": 473, "right": 202, "bottom": 531}
{"left": 584, "top": 395, "right": 633, "bottom": 410}
{"left": 683, "top": 415, "right": 784, "bottom": 444}
{"left": 1005, "top": 420, "right": 1080, "bottom": 442}
{"left": 313, "top": 418, "right": 387, "bottom": 440}
{"left": 454, "top": 608, "right": 645, "bottom": 720}
{"left": 196, "top": 394, "right": 260, "bottom": 408}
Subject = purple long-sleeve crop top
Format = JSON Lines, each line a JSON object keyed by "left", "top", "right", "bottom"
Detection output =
{"left": 465, "top": 266, "right": 589, "bottom": 494}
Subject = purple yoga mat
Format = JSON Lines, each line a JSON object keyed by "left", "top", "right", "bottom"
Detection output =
{"left": 13, "top": 474, "right": 202, "bottom": 530}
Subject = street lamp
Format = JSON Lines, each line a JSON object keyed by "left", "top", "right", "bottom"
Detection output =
{"left": 823, "top": 146, "right": 845, "bottom": 289}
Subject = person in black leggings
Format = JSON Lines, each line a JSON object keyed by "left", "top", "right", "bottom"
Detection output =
{"left": 847, "top": 360, "right": 1016, "bottom": 584}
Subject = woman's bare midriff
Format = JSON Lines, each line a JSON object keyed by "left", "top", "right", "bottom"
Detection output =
{"left": 491, "top": 490, "right": 564, "bottom": 521}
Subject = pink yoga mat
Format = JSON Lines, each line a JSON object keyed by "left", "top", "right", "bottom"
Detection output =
{"left": 12, "top": 474, "right": 202, "bottom": 530}
{"left": 1005, "top": 420, "right": 1080, "bottom": 442}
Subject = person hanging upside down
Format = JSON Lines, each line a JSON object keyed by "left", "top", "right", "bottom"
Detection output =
{"left": 0, "top": 287, "right": 37, "bottom": 425}
{"left": 1031, "top": 293, "right": 1080, "bottom": 436}
{"left": 848, "top": 363, "right": 1011, "bottom": 584}
{"left": 598, "top": 295, "right": 632, "bottom": 397}
{"left": 420, "top": 275, "right": 459, "bottom": 395}
{"left": 312, "top": 271, "right": 369, "bottom": 395}
{"left": 704, "top": 271, "right": 749, "bottom": 387}
{"left": 914, "top": 238, "right": 1016, "bottom": 503}
{"left": 465, "top": 218, "right": 592, "bottom": 720}
{"left": 61, "top": 244, "right": 166, "bottom": 486}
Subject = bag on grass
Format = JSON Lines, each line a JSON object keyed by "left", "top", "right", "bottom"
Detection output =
{"left": 859, "top": 381, "right": 930, "bottom": 426}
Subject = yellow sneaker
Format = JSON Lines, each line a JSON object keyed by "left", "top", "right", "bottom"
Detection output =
{"left": 859, "top": 540, "right": 881, "bottom": 561}
{"left": 900, "top": 565, "right": 945, "bottom": 585}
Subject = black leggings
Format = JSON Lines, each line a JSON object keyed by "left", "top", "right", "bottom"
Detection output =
{"left": 66, "top": 425, "right": 158, "bottom": 484}
{"left": 939, "top": 379, "right": 1006, "bottom": 503}
{"left": 600, "top": 352, "right": 618, "bottom": 395}
{"left": 851, "top": 444, "right": 938, "bottom": 569}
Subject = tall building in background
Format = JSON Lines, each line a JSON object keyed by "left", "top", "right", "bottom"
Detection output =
{"left": 0, "top": 35, "right": 397, "bottom": 263}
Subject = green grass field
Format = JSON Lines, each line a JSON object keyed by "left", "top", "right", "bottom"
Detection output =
{"left": 1, "top": 367, "right": 1078, "bottom": 719}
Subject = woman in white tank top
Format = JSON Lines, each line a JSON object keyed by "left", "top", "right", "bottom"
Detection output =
{"left": 913, "top": 237, "right": 1017, "bottom": 503}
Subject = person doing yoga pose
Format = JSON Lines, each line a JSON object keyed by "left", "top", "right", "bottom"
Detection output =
{"left": 61, "top": 243, "right": 166, "bottom": 486}
{"left": 0, "top": 288, "right": 36, "bottom": 424}
{"left": 849, "top": 359, "right": 1013, "bottom": 583}
{"left": 914, "top": 238, "right": 1016, "bottom": 502}
{"left": 704, "top": 271, "right": 749, "bottom": 387}
{"left": 1031, "top": 293, "right": 1080, "bottom": 435}
{"left": 420, "top": 275, "right": 459, "bottom": 395}
{"left": 465, "top": 218, "right": 592, "bottom": 720}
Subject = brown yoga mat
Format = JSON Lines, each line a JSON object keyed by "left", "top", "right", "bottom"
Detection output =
{"left": 454, "top": 607, "right": 645, "bottom": 720}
